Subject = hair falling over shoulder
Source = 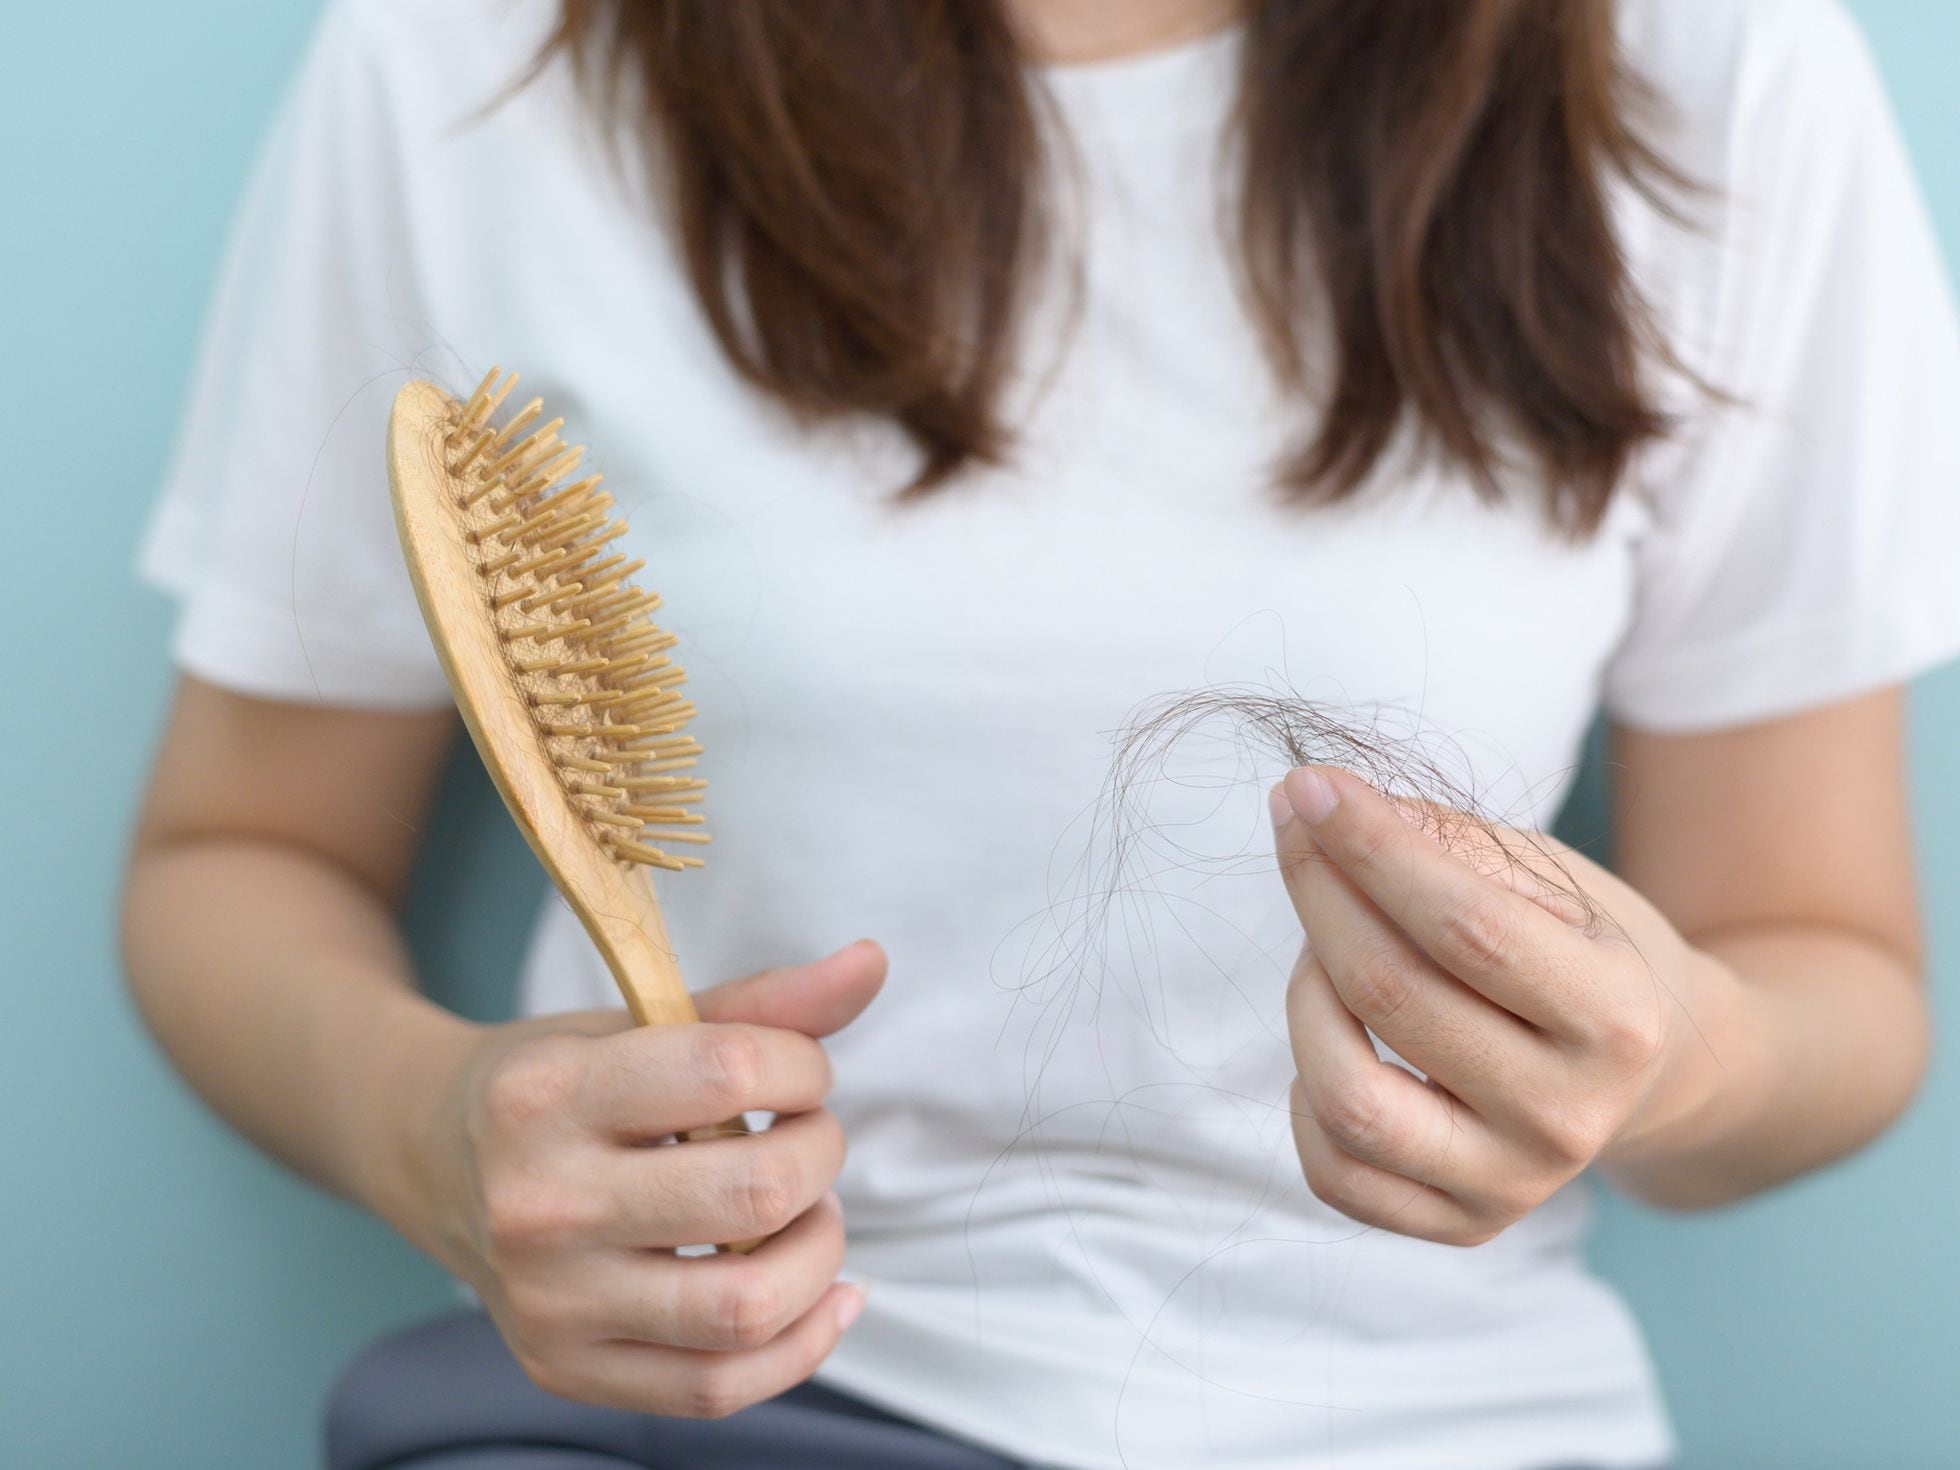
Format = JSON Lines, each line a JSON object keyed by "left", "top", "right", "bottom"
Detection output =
{"left": 545, "top": 0, "right": 1683, "bottom": 537}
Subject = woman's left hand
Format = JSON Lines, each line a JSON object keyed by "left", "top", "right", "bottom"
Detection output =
{"left": 1273, "top": 763, "right": 1744, "bottom": 1246}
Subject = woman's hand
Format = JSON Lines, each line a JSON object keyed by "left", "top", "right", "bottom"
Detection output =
{"left": 1272, "top": 765, "right": 1744, "bottom": 1246}
{"left": 408, "top": 939, "right": 886, "bottom": 1418}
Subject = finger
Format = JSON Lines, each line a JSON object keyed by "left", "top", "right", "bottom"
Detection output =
{"left": 575, "top": 1279, "right": 865, "bottom": 1419}
{"left": 1276, "top": 810, "right": 1545, "bottom": 1119}
{"left": 601, "top": 1189, "right": 848, "bottom": 1350}
{"left": 1290, "top": 1088, "right": 1500, "bottom": 1248}
{"left": 1396, "top": 807, "right": 1602, "bottom": 932}
{"left": 693, "top": 940, "right": 888, "bottom": 1037}
{"left": 1485, "top": 862, "right": 1597, "bottom": 932}
{"left": 1285, "top": 947, "right": 1508, "bottom": 1199}
{"left": 612, "top": 1107, "right": 846, "bottom": 1248}
{"left": 585, "top": 1023, "right": 835, "bottom": 1138}
{"left": 1278, "top": 766, "right": 1591, "bottom": 1034}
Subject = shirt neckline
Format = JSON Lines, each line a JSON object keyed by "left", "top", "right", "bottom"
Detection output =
{"left": 1027, "top": 20, "right": 1244, "bottom": 140}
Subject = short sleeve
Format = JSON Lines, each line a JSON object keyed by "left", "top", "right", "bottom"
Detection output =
{"left": 1602, "top": 0, "right": 1960, "bottom": 733}
{"left": 136, "top": 0, "right": 455, "bottom": 709}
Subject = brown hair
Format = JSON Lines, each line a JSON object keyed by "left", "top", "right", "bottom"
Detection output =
{"left": 547, "top": 1, "right": 1677, "bottom": 537}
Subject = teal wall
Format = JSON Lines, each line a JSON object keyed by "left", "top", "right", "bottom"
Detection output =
{"left": 3, "top": 3, "right": 1955, "bottom": 1466}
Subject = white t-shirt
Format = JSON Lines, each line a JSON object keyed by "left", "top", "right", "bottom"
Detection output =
{"left": 140, "top": 1, "right": 1960, "bottom": 1466}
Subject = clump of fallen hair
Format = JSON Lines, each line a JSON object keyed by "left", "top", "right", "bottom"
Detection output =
{"left": 1101, "top": 686, "right": 1615, "bottom": 940}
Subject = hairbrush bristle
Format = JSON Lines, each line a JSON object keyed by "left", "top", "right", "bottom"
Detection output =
{"left": 440, "top": 367, "right": 706, "bottom": 873}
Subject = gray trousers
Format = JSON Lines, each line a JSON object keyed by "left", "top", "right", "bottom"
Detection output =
{"left": 326, "top": 1308, "right": 1673, "bottom": 1470}
{"left": 325, "top": 1309, "right": 1025, "bottom": 1469}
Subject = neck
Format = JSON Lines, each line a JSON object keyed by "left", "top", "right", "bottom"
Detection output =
{"left": 1008, "top": 0, "right": 1240, "bottom": 64}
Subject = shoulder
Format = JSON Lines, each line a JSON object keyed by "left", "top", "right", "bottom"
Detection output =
{"left": 1618, "top": 0, "right": 1888, "bottom": 158}
{"left": 1610, "top": 0, "right": 1906, "bottom": 362}
{"left": 334, "top": 0, "right": 560, "bottom": 50}
{"left": 313, "top": 0, "right": 566, "bottom": 121}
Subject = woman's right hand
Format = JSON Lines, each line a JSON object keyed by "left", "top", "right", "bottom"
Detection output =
{"left": 409, "top": 939, "right": 887, "bottom": 1418}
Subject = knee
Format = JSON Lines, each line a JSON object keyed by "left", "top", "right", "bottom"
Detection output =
{"left": 323, "top": 1310, "right": 494, "bottom": 1470}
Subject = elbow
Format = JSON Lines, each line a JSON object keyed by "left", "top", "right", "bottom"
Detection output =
{"left": 116, "top": 818, "right": 224, "bottom": 1041}
{"left": 1884, "top": 968, "right": 1935, "bottom": 1123}
{"left": 116, "top": 830, "right": 177, "bottom": 1040}
{"left": 1848, "top": 952, "right": 1937, "bottom": 1141}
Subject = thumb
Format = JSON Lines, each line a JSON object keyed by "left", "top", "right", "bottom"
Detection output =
{"left": 1269, "top": 778, "right": 1330, "bottom": 934}
{"left": 693, "top": 938, "right": 888, "bottom": 1038}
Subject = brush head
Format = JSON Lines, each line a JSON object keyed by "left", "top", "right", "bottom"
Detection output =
{"left": 389, "top": 367, "right": 708, "bottom": 877}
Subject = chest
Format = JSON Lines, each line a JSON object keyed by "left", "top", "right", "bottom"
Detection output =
{"left": 424, "top": 98, "right": 1646, "bottom": 966}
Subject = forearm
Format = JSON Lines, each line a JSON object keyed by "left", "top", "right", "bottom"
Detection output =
{"left": 1602, "top": 922, "right": 1928, "bottom": 1209}
{"left": 120, "top": 835, "right": 480, "bottom": 1252}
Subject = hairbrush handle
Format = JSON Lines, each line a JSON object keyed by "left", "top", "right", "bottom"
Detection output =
{"left": 590, "top": 906, "right": 770, "bottom": 1256}
{"left": 680, "top": 1119, "right": 766, "bottom": 1253}
{"left": 581, "top": 879, "right": 771, "bottom": 1256}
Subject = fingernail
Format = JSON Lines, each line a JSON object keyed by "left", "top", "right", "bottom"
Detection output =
{"left": 1267, "top": 782, "right": 1293, "bottom": 831}
{"left": 1286, "top": 767, "right": 1339, "bottom": 825}
{"left": 835, "top": 1283, "right": 867, "bottom": 1333}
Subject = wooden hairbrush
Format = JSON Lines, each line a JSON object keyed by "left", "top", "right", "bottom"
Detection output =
{"left": 388, "top": 365, "right": 763, "bottom": 1251}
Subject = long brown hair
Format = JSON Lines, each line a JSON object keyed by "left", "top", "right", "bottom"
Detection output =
{"left": 547, "top": 1, "right": 1677, "bottom": 537}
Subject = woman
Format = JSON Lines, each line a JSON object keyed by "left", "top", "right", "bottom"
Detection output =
{"left": 124, "top": 0, "right": 1960, "bottom": 1466}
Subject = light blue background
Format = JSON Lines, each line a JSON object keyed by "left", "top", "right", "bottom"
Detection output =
{"left": 3, "top": 3, "right": 1955, "bottom": 1466}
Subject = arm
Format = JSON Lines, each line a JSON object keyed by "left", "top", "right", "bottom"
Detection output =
{"left": 1600, "top": 685, "right": 1929, "bottom": 1207}
{"left": 121, "top": 675, "right": 481, "bottom": 1248}
{"left": 121, "top": 675, "right": 877, "bottom": 1415}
